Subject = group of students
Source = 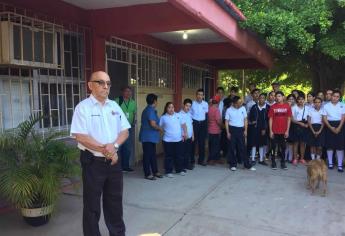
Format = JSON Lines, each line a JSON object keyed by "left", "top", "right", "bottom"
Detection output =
{"left": 139, "top": 83, "right": 345, "bottom": 180}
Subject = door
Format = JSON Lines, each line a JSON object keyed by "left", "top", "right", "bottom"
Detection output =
{"left": 107, "top": 61, "right": 129, "bottom": 100}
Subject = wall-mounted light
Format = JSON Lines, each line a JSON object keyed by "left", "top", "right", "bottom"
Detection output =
{"left": 182, "top": 31, "right": 188, "bottom": 40}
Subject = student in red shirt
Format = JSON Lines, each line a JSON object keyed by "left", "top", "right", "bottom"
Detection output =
{"left": 268, "top": 91, "right": 292, "bottom": 170}
{"left": 207, "top": 95, "right": 223, "bottom": 165}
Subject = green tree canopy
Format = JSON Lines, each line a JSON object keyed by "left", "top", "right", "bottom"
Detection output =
{"left": 222, "top": 0, "right": 345, "bottom": 92}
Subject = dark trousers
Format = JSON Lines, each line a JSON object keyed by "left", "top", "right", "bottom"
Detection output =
{"left": 220, "top": 128, "right": 228, "bottom": 157}
{"left": 271, "top": 134, "right": 286, "bottom": 164}
{"left": 80, "top": 150, "right": 125, "bottom": 236}
{"left": 192, "top": 120, "right": 207, "bottom": 164}
{"left": 163, "top": 141, "right": 183, "bottom": 173}
{"left": 181, "top": 138, "right": 193, "bottom": 169}
{"left": 208, "top": 133, "right": 221, "bottom": 161}
{"left": 227, "top": 126, "right": 251, "bottom": 168}
{"left": 142, "top": 142, "right": 158, "bottom": 177}
{"left": 119, "top": 128, "right": 133, "bottom": 170}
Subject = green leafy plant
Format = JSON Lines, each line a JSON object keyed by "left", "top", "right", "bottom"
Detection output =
{"left": 0, "top": 113, "right": 80, "bottom": 209}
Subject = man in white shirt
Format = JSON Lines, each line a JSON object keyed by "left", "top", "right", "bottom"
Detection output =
{"left": 216, "top": 87, "right": 225, "bottom": 115}
{"left": 190, "top": 88, "right": 209, "bottom": 166}
{"left": 246, "top": 88, "right": 260, "bottom": 114}
{"left": 71, "top": 71, "right": 130, "bottom": 236}
{"left": 244, "top": 83, "right": 256, "bottom": 105}
{"left": 225, "top": 96, "right": 255, "bottom": 171}
{"left": 179, "top": 98, "right": 194, "bottom": 170}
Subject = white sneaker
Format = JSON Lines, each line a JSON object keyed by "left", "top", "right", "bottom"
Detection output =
{"left": 230, "top": 167, "right": 237, "bottom": 171}
{"left": 179, "top": 171, "right": 186, "bottom": 176}
{"left": 249, "top": 167, "right": 256, "bottom": 171}
{"left": 166, "top": 173, "right": 174, "bottom": 178}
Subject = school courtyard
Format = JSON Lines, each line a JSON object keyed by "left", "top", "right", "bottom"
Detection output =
{"left": 1, "top": 160, "right": 345, "bottom": 236}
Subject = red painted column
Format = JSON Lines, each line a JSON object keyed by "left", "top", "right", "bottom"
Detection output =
{"left": 91, "top": 33, "right": 106, "bottom": 72}
{"left": 174, "top": 58, "right": 183, "bottom": 109}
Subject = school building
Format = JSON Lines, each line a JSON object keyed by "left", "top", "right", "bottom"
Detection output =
{"left": 0, "top": 0, "right": 272, "bottom": 161}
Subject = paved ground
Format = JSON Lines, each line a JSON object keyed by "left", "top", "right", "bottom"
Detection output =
{"left": 1, "top": 160, "right": 345, "bottom": 236}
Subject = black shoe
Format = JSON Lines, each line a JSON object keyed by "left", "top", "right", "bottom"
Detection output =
{"left": 338, "top": 168, "right": 344, "bottom": 173}
{"left": 271, "top": 159, "right": 277, "bottom": 170}
{"left": 258, "top": 161, "right": 268, "bottom": 166}
{"left": 198, "top": 162, "right": 207, "bottom": 166}
{"left": 281, "top": 162, "right": 288, "bottom": 170}
{"left": 123, "top": 168, "right": 134, "bottom": 172}
{"left": 154, "top": 173, "right": 163, "bottom": 178}
{"left": 186, "top": 165, "right": 194, "bottom": 170}
{"left": 328, "top": 165, "right": 334, "bottom": 170}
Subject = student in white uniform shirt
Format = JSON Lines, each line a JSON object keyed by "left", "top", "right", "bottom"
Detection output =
{"left": 306, "top": 92, "right": 315, "bottom": 109}
{"left": 160, "top": 102, "right": 187, "bottom": 177}
{"left": 179, "top": 98, "right": 194, "bottom": 171}
{"left": 266, "top": 91, "right": 276, "bottom": 106}
{"left": 322, "top": 90, "right": 345, "bottom": 172}
{"left": 216, "top": 87, "right": 225, "bottom": 115}
{"left": 70, "top": 71, "right": 130, "bottom": 236}
{"left": 225, "top": 96, "right": 255, "bottom": 171}
{"left": 246, "top": 88, "right": 260, "bottom": 114}
{"left": 307, "top": 97, "right": 324, "bottom": 160}
{"left": 291, "top": 94, "right": 309, "bottom": 165}
{"left": 190, "top": 89, "right": 209, "bottom": 166}
{"left": 244, "top": 83, "right": 256, "bottom": 105}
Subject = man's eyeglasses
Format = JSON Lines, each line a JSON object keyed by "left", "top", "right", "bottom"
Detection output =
{"left": 90, "top": 80, "right": 112, "bottom": 87}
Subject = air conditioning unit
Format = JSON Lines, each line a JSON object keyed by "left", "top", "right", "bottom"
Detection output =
{"left": 0, "top": 13, "right": 63, "bottom": 69}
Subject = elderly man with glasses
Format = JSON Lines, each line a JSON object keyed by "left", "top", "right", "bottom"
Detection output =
{"left": 71, "top": 71, "right": 130, "bottom": 236}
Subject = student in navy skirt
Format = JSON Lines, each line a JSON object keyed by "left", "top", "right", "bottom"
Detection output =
{"left": 291, "top": 95, "right": 309, "bottom": 165}
{"left": 322, "top": 90, "right": 345, "bottom": 172}
{"left": 307, "top": 97, "right": 324, "bottom": 160}
{"left": 248, "top": 93, "right": 270, "bottom": 165}
{"left": 285, "top": 94, "right": 296, "bottom": 162}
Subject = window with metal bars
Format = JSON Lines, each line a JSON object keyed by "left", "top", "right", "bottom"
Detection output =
{"left": 106, "top": 37, "right": 175, "bottom": 89}
{"left": 0, "top": 31, "right": 89, "bottom": 132}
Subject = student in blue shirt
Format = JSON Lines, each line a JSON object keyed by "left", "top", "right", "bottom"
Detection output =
{"left": 139, "top": 94, "right": 163, "bottom": 180}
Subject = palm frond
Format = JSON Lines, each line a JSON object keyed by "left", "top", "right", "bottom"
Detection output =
{"left": 17, "top": 113, "right": 43, "bottom": 141}
{"left": 0, "top": 167, "right": 39, "bottom": 208}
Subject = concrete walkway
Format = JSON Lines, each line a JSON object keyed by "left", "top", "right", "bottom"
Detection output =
{"left": 1, "top": 161, "right": 345, "bottom": 236}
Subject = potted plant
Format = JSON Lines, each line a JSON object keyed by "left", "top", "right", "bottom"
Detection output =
{"left": 0, "top": 114, "right": 80, "bottom": 226}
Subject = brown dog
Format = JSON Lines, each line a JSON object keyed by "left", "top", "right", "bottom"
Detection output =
{"left": 306, "top": 159, "right": 327, "bottom": 196}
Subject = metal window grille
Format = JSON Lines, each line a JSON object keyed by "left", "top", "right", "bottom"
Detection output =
{"left": 106, "top": 36, "right": 175, "bottom": 89}
{"left": 182, "top": 64, "right": 210, "bottom": 89}
{"left": 0, "top": 5, "right": 91, "bottom": 133}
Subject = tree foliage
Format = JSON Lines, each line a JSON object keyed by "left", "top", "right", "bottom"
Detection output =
{"left": 221, "top": 0, "right": 345, "bottom": 92}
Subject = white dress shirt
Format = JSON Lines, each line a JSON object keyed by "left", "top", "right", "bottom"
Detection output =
{"left": 191, "top": 100, "right": 209, "bottom": 121}
{"left": 246, "top": 100, "right": 256, "bottom": 114}
{"left": 322, "top": 102, "right": 345, "bottom": 121}
{"left": 159, "top": 112, "right": 185, "bottom": 142}
{"left": 308, "top": 107, "right": 323, "bottom": 124}
{"left": 292, "top": 105, "right": 309, "bottom": 121}
{"left": 70, "top": 94, "right": 131, "bottom": 157}
{"left": 225, "top": 106, "right": 247, "bottom": 127}
{"left": 179, "top": 110, "right": 193, "bottom": 139}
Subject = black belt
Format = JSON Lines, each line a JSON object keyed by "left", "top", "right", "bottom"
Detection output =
{"left": 193, "top": 119, "right": 206, "bottom": 124}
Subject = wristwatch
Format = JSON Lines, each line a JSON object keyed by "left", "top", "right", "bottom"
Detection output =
{"left": 114, "top": 143, "right": 120, "bottom": 151}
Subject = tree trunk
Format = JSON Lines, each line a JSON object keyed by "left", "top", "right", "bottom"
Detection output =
{"left": 307, "top": 53, "right": 345, "bottom": 93}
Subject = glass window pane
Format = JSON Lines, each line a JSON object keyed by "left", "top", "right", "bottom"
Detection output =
{"left": 44, "top": 32, "right": 53, "bottom": 64}
{"left": 13, "top": 25, "right": 21, "bottom": 60}
{"left": 34, "top": 31, "right": 43, "bottom": 62}
{"left": 23, "top": 27, "right": 33, "bottom": 61}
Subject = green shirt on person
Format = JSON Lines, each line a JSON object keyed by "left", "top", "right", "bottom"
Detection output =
{"left": 115, "top": 96, "right": 137, "bottom": 125}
